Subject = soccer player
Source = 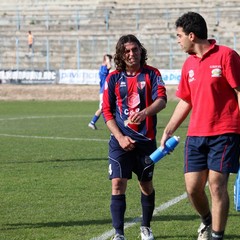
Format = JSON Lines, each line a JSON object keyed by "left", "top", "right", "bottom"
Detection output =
{"left": 88, "top": 54, "right": 112, "bottom": 130}
{"left": 160, "top": 12, "right": 240, "bottom": 240}
{"left": 102, "top": 34, "right": 167, "bottom": 240}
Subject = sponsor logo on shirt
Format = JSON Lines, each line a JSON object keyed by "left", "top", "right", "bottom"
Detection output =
{"left": 128, "top": 92, "right": 140, "bottom": 108}
{"left": 188, "top": 69, "right": 195, "bottom": 82}
{"left": 123, "top": 108, "right": 140, "bottom": 116}
{"left": 124, "top": 92, "right": 140, "bottom": 124}
{"left": 157, "top": 76, "right": 165, "bottom": 86}
{"left": 120, "top": 81, "right": 126, "bottom": 87}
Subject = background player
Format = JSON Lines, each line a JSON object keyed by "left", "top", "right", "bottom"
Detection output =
{"left": 88, "top": 54, "right": 112, "bottom": 130}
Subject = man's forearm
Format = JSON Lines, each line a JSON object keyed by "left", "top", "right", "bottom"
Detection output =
{"left": 144, "top": 98, "right": 166, "bottom": 116}
{"left": 106, "top": 119, "right": 124, "bottom": 142}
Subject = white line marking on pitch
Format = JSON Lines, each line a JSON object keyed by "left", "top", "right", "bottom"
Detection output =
{"left": 0, "top": 115, "right": 91, "bottom": 121}
{"left": 0, "top": 133, "right": 109, "bottom": 142}
{"left": 0, "top": 115, "right": 187, "bottom": 239}
{"left": 0, "top": 113, "right": 170, "bottom": 122}
{"left": 90, "top": 192, "right": 187, "bottom": 240}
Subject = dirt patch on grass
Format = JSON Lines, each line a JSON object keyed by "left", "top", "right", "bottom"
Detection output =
{"left": 0, "top": 84, "right": 178, "bottom": 101}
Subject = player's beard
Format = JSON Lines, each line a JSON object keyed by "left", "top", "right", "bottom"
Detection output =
{"left": 125, "top": 57, "right": 140, "bottom": 70}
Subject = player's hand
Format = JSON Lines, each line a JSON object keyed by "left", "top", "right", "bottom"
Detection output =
{"left": 160, "top": 132, "right": 171, "bottom": 149}
{"left": 106, "top": 56, "right": 110, "bottom": 64}
{"left": 128, "top": 110, "right": 146, "bottom": 124}
{"left": 118, "top": 135, "right": 136, "bottom": 151}
{"left": 105, "top": 56, "right": 112, "bottom": 69}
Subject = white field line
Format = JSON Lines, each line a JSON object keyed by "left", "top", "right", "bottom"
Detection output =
{"left": 0, "top": 115, "right": 187, "bottom": 239}
{"left": 90, "top": 192, "right": 187, "bottom": 240}
{"left": 0, "top": 112, "right": 171, "bottom": 122}
{"left": 0, "top": 133, "right": 109, "bottom": 142}
{"left": 0, "top": 115, "right": 91, "bottom": 121}
{"left": 0, "top": 115, "right": 109, "bottom": 142}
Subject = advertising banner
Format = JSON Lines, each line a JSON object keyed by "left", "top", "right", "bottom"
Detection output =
{"left": 59, "top": 69, "right": 181, "bottom": 85}
{"left": 0, "top": 70, "right": 57, "bottom": 84}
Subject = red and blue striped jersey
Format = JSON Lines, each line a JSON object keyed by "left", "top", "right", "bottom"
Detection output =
{"left": 102, "top": 65, "right": 167, "bottom": 143}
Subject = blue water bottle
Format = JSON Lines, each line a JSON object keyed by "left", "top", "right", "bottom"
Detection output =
{"left": 145, "top": 136, "right": 180, "bottom": 164}
{"left": 234, "top": 167, "right": 240, "bottom": 211}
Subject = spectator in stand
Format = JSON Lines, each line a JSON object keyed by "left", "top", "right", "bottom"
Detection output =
{"left": 28, "top": 31, "right": 34, "bottom": 54}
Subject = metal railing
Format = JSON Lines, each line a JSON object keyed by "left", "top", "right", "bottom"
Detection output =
{"left": 0, "top": 4, "right": 240, "bottom": 70}
{"left": 0, "top": 33, "right": 238, "bottom": 71}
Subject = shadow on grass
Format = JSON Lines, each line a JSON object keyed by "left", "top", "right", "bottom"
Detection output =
{"left": 2, "top": 219, "right": 111, "bottom": 230}
{"left": 2, "top": 214, "right": 240, "bottom": 240}
{"left": 2, "top": 214, "right": 197, "bottom": 230}
{"left": 3, "top": 157, "right": 108, "bottom": 165}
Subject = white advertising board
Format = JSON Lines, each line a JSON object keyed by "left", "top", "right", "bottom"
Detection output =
{"left": 59, "top": 69, "right": 181, "bottom": 85}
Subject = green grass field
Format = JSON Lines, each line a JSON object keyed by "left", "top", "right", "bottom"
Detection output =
{"left": 0, "top": 100, "right": 239, "bottom": 240}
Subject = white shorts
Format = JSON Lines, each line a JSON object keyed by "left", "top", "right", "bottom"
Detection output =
{"left": 99, "top": 93, "right": 103, "bottom": 109}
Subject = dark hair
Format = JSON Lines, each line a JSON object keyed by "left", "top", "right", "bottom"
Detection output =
{"left": 114, "top": 34, "right": 147, "bottom": 71}
{"left": 105, "top": 54, "right": 112, "bottom": 59}
{"left": 103, "top": 54, "right": 112, "bottom": 62}
{"left": 175, "top": 12, "right": 208, "bottom": 39}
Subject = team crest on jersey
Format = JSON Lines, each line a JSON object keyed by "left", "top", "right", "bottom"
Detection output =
{"left": 211, "top": 68, "right": 222, "bottom": 77}
{"left": 148, "top": 171, "right": 153, "bottom": 178}
{"left": 137, "top": 81, "right": 146, "bottom": 89}
{"left": 157, "top": 76, "right": 165, "bottom": 86}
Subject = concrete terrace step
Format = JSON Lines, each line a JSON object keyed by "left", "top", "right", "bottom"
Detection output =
{"left": 0, "top": 0, "right": 239, "bottom": 70}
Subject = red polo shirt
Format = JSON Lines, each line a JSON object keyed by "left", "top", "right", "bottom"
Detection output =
{"left": 177, "top": 40, "right": 240, "bottom": 136}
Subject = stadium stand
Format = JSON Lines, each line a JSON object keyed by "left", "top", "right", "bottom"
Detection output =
{"left": 0, "top": 0, "right": 239, "bottom": 70}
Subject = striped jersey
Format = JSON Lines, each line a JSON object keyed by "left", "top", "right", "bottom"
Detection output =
{"left": 102, "top": 65, "right": 167, "bottom": 143}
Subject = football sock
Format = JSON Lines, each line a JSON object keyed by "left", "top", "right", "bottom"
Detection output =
{"left": 90, "top": 115, "right": 99, "bottom": 124}
{"left": 212, "top": 230, "right": 224, "bottom": 239}
{"left": 141, "top": 190, "right": 155, "bottom": 227}
{"left": 110, "top": 194, "right": 126, "bottom": 235}
{"left": 201, "top": 211, "right": 212, "bottom": 226}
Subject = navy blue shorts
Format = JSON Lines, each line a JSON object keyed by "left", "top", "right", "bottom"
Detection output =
{"left": 108, "top": 136, "right": 156, "bottom": 181}
{"left": 184, "top": 134, "right": 240, "bottom": 173}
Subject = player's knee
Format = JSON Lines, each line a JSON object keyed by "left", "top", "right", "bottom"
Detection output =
{"left": 139, "top": 181, "right": 154, "bottom": 195}
{"left": 112, "top": 178, "right": 127, "bottom": 193}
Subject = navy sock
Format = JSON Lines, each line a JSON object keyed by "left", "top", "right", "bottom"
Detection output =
{"left": 201, "top": 211, "right": 212, "bottom": 226}
{"left": 141, "top": 190, "right": 155, "bottom": 227}
{"left": 212, "top": 230, "right": 224, "bottom": 240}
{"left": 90, "top": 115, "right": 100, "bottom": 124}
{"left": 110, "top": 194, "right": 126, "bottom": 235}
